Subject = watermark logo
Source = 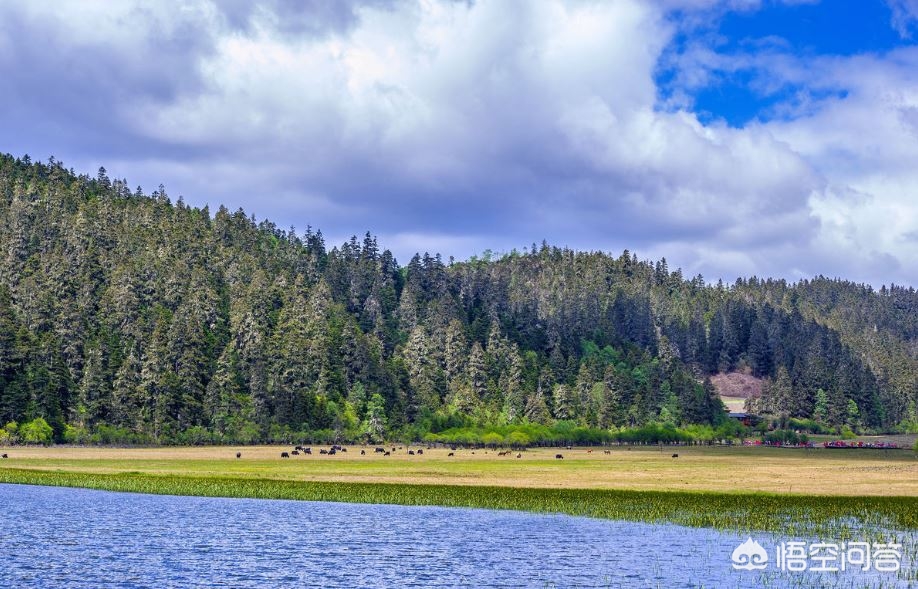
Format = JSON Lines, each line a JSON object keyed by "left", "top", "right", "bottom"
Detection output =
{"left": 732, "top": 537, "right": 769, "bottom": 570}
{"left": 732, "top": 538, "right": 902, "bottom": 574}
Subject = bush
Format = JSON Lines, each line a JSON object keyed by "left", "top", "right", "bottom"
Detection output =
{"left": 0, "top": 422, "right": 17, "bottom": 445}
{"left": 62, "top": 424, "right": 92, "bottom": 444}
{"left": 762, "top": 429, "right": 808, "bottom": 445}
{"left": 178, "top": 426, "right": 214, "bottom": 446}
{"left": 788, "top": 417, "right": 830, "bottom": 435}
{"left": 91, "top": 424, "right": 152, "bottom": 445}
{"left": 713, "top": 420, "right": 748, "bottom": 442}
{"left": 481, "top": 432, "right": 504, "bottom": 447}
{"left": 20, "top": 418, "right": 53, "bottom": 445}
{"left": 504, "top": 431, "right": 530, "bottom": 448}
{"left": 612, "top": 423, "right": 692, "bottom": 445}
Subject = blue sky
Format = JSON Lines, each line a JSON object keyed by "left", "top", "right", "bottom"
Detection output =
{"left": 1, "top": 0, "right": 917, "bottom": 287}
{"left": 666, "top": 0, "right": 905, "bottom": 126}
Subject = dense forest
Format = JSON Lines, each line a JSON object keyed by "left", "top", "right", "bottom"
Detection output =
{"left": 0, "top": 154, "right": 916, "bottom": 444}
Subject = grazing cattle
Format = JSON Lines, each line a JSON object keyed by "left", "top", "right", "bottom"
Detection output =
{"left": 417, "top": 449, "right": 423, "bottom": 455}
{"left": 408, "top": 450, "right": 415, "bottom": 455}
{"left": 555, "top": 454, "right": 564, "bottom": 460}
{"left": 450, "top": 446, "right": 457, "bottom": 451}
{"left": 1, "top": 453, "right": 8, "bottom": 458}
{"left": 587, "top": 450, "right": 592, "bottom": 453}
{"left": 384, "top": 451, "right": 391, "bottom": 456}
{"left": 295, "top": 446, "right": 305, "bottom": 452}
{"left": 292, "top": 450, "right": 300, "bottom": 456}
{"left": 375, "top": 447, "right": 385, "bottom": 453}
{"left": 497, "top": 451, "right": 507, "bottom": 457}
{"left": 236, "top": 452, "right": 242, "bottom": 459}
{"left": 447, "top": 452, "right": 454, "bottom": 457}
{"left": 281, "top": 452, "right": 290, "bottom": 458}
{"left": 328, "top": 449, "right": 337, "bottom": 456}
{"left": 565, "top": 446, "right": 572, "bottom": 450}
{"left": 320, "top": 449, "right": 328, "bottom": 455}
{"left": 392, "top": 447, "right": 396, "bottom": 452}
{"left": 341, "top": 447, "right": 347, "bottom": 452}
{"left": 671, "top": 454, "right": 679, "bottom": 458}
{"left": 603, "top": 450, "right": 611, "bottom": 455}
{"left": 360, "top": 450, "right": 366, "bottom": 455}
{"left": 304, "top": 448, "right": 312, "bottom": 454}
{"left": 516, "top": 453, "right": 522, "bottom": 459}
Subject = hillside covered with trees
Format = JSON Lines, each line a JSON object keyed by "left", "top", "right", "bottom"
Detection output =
{"left": 0, "top": 154, "right": 916, "bottom": 444}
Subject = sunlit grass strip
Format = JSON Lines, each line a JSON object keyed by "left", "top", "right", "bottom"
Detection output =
{"left": 1, "top": 467, "right": 915, "bottom": 536}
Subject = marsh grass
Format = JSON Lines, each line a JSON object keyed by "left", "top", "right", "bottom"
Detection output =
{"left": 0, "top": 467, "right": 915, "bottom": 538}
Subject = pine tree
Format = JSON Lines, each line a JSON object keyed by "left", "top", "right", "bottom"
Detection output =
{"left": 813, "top": 388, "right": 829, "bottom": 424}
{"left": 524, "top": 385, "right": 551, "bottom": 424}
{"left": 552, "top": 384, "right": 575, "bottom": 420}
{"left": 466, "top": 342, "right": 487, "bottom": 406}
{"left": 362, "top": 393, "right": 387, "bottom": 442}
{"left": 502, "top": 346, "right": 525, "bottom": 422}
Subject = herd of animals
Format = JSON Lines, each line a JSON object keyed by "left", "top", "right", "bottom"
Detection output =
{"left": 223, "top": 446, "right": 648, "bottom": 460}
{"left": 0, "top": 449, "right": 677, "bottom": 460}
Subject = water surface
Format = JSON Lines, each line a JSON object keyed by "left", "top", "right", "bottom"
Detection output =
{"left": 0, "top": 483, "right": 911, "bottom": 588}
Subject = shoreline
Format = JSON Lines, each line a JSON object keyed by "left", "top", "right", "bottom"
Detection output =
{"left": 1, "top": 467, "right": 916, "bottom": 537}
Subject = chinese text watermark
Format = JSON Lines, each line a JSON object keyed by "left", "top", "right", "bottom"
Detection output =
{"left": 732, "top": 537, "right": 902, "bottom": 573}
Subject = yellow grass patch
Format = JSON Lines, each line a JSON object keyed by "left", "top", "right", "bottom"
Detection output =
{"left": 2, "top": 444, "right": 916, "bottom": 496}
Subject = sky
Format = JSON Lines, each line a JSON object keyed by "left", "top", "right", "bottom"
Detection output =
{"left": 2, "top": 0, "right": 917, "bottom": 287}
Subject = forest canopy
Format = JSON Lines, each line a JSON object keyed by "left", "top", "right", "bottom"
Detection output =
{"left": 0, "top": 154, "right": 916, "bottom": 444}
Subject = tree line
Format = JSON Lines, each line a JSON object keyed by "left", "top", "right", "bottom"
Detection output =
{"left": 0, "top": 154, "right": 915, "bottom": 444}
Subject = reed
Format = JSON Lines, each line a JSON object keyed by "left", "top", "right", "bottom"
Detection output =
{"left": 1, "top": 467, "right": 915, "bottom": 538}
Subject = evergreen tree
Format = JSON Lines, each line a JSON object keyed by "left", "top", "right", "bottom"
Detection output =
{"left": 0, "top": 154, "right": 912, "bottom": 442}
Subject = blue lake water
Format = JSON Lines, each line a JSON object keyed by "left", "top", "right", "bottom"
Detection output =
{"left": 0, "top": 483, "right": 913, "bottom": 588}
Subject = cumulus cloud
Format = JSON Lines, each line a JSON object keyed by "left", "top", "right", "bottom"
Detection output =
{"left": 761, "top": 50, "right": 918, "bottom": 284}
{"left": 0, "top": 0, "right": 914, "bottom": 286}
{"left": 888, "top": 0, "right": 918, "bottom": 37}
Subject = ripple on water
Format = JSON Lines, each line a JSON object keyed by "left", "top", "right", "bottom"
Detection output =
{"left": 0, "top": 483, "right": 913, "bottom": 588}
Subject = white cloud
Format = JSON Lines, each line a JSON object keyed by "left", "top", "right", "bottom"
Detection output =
{"left": 759, "top": 49, "right": 918, "bottom": 285}
{"left": 888, "top": 0, "right": 918, "bottom": 37}
{"left": 1, "top": 0, "right": 915, "bottom": 286}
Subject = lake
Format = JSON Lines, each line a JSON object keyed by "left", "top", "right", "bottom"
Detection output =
{"left": 0, "top": 483, "right": 912, "bottom": 588}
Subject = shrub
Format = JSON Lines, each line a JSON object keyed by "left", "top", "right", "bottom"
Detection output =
{"left": 481, "top": 432, "right": 504, "bottom": 447}
{"left": 62, "top": 424, "right": 92, "bottom": 444}
{"left": 0, "top": 422, "right": 17, "bottom": 444}
{"left": 91, "top": 424, "right": 151, "bottom": 445}
{"left": 504, "top": 431, "right": 530, "bottom": 448}
{"left": 788, "top": 417, "right": 829, "bottom": 435}
{"left": 20, "top": 417, "right": 53, "bottom": 445}
{"left": 179, "top": 426, "right": 214, "bottom": 446}
{"left": 762, "top": 429, "right": 808, "bottom": 445}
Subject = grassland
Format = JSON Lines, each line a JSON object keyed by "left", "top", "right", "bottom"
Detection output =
{"left": 2, "top": 444, "right": 916, "bottom": 495}
{"left": 2, "top": 444, "right": 917, "bottom": 535}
